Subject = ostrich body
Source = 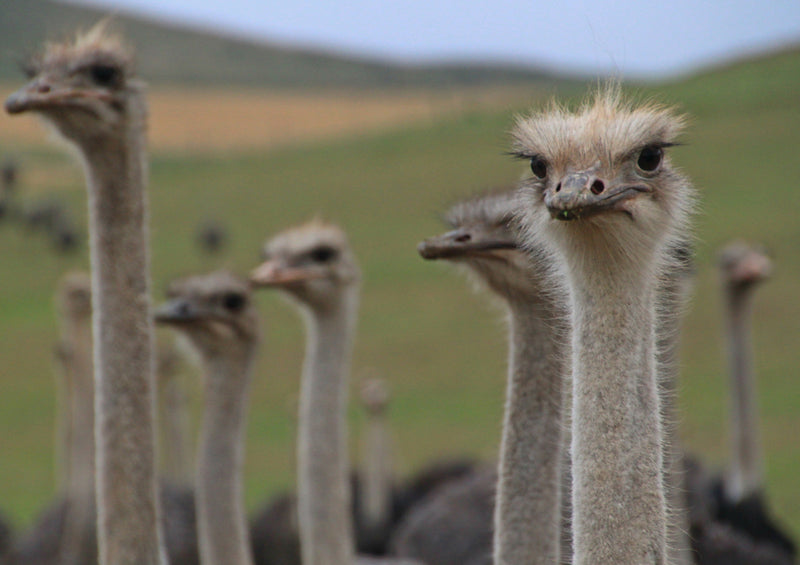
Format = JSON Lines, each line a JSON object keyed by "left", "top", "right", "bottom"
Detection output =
{"left": 416, "top": 189, "right": 569, "bottom": 565}
{"left": 512, "top": 87, "right": 694, "bottom": 564}
{"left": 6, "top": 27, "right": 165, "bottom": 564}
{"left": 156, "top": 270, "right": 260, "bottom": 565}
{"left": 389, "top": 467, "right": 496, "bottom": 565}
{"left": 250, "top": 220, "right": 420, "bottom": 565}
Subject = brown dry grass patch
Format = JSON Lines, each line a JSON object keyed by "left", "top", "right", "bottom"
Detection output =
{"left": 1, "top": 84, "right": 536, "bottom": 154}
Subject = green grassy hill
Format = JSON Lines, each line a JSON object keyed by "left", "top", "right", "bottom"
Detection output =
{"left": 0, "top": 0, "right": 569, "bottom": 87}
{"left": 0, "top": 34, "right": 798, "bottom": 546}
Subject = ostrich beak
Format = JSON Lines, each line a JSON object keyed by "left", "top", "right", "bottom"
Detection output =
{"left": 5, "top": 81, "right": 49, "bottom": 114}
{"left": 418, "top": 229, "right": 517, "bottom": 260}
{"left": 5, "top": 81, "right": 111, "bottom": 114}
{"left": 154, "top": 298, "right": 200, "bottom": 324}
{"left": 545, "top": 172, "right": 651, "bottom": 221}
{"left": 250, "top": 260, "right": 323, "bottom": 287}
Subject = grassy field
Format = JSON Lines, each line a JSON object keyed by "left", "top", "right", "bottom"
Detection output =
{"left": 0, "top": 51, "right": 798, "bottom": 544}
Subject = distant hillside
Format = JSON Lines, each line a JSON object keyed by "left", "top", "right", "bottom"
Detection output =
{"left": 0, "top": 0, "right": 571, "bottom": 88}
{"left": 663, "top": 44, "right": 800, "bottom": 114}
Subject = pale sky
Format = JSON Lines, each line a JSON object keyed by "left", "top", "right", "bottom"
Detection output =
{"left": 68, "top": 0, "right": 800, "bottom": 78}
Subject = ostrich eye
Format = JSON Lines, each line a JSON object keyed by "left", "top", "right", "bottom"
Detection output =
{"left": 309, "top": 245, "right": 337, "bottom": 263}
{"left": 222, "top": 292, "right": 246, "bottom": 312}
{"left": 89, "top": 64, "right": 120, "bottom": 87}
{"left": 530, "top": 156, "right": 547, "bottom": 179}
{"left": 637, "top": 145, "right": 663, "bottom": 172}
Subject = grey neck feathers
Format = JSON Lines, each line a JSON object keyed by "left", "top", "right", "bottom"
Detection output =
{"left": 298, "top": 288, "right": 359, "bottom": 565}
{"left": 724, "top": 285, "right": 762, "bottom": 502}
{"left": 57, "top": 314, "right": 96, "bottom": 565}
{"left": 81, "top": 130, "right": 165, "bottom": 565}
{"left": 197, "top": 352, "right": 256, "bottom": 565}
{"left": 160, "top": 371, "right": 193, "bottom": 484}
{"left": 361, "top": 408, "right": 392, "bottom": 535}
{"left": 493, "top": 295, "right": 569, "bottom": 565}
{"left": 656, "top": 271, "right": 693, "bottom": 565}
{"left": 57, "top": 312, "right": 95, "bottom": 497}
{"left": 568, "top": 262, "right": 666, "bottom": 565}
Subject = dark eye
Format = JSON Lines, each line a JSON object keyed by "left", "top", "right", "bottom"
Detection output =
{"left": 89, "top": 64, "right": 119, "bottom": 87}
{"left": 309, "top": 246, "right": 337, "bottom": 263}
{"left": 530, "top": 156, "right": 547, "bottom": 179}
{"left": 222, "top": 292, "right": 246, "bottom": 312}
{"left": 637, "top": 145, "right": 663, "bottom": 172}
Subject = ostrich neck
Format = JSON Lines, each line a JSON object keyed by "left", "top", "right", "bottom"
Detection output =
{"left": 656, "top": 273, "right": 692, "bottom": 565}
{"left": 197, "top": 352, "right": 256, "bottom": 565}
{"left": 57, "top": 317, "right": 97, "bottom": 565}
{"left": 64, "top": 318, "right": 96, "bottom": 498}
{"left": 81, "top": 133, "right": 165, "bottom": 565}
{"left": 361, "top": 409, "right": 392, "bottom": 533}
{"left": 160, "top": 372, "right": 192, "bottom": 484}
{"left": 493, "top": 296, "right": 568, "bottom": 565}
{"left": 724, "top": 285, "right": 762, "bottom": 502}
{"left": 298, "top": 291, "right": 359, "bottom": 565}
{"left": 569, "top": 265, "right": 666, "bottom": 565}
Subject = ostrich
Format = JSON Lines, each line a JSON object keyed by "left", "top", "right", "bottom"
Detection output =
{"left": 406, "top": 189, "right": 569, "bottom": 565}
{"left": 352, "top": 378, "right": 475, "bottom": 556}
{"left": 196, "top": 218, "right": 229, "bottom": 255}
{"left": 7, "top": 276, "right": 198, "bottom": 565}
{"left": 155, "top": 270, "right": 260, "bottom": 565}
{"left": 8, "top": 273, "right": 97, "bottom": 565}
{"left": 250, "top": 220, "right": 420, "bottom": 565}
{"left": 718, "top": 241, "right": 774, "bottom": 506}
{"left": 511, "top": 86, "right": 695, "bottom": 564}
{"left": 687, "top": 241, "right": 795, "bottom": 565}
{"left": 55, "top": 272, "right": 97, "bottom": 565}
{"left": 5, "top": 26, "right": 166, "bottom": 564}
{"left": 356, "top": 378, "right": 395, "bottom": 554}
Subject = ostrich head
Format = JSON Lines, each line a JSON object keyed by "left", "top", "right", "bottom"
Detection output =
{"left": 360, "top": 378, "right": 390, "bottom": 416}
{"left": 4, "top": 22, "right": 144, "bottom": 145}
{"left": 718, "top": 241, "right": 772, "bottom": 291}
{"left": 418, "top": 189, "right": 552, "bottom": 301}
{"left": 512, "top": 86, "right": 694, "bottom": 277}
{"left": 155, "top": 270, "right": 258, "bottom": 360}
{"left": 58, "top": 271, "right": 92, "bottom": 322}
{"left": 250, "top": 219, "right": 360, "bottom": 313}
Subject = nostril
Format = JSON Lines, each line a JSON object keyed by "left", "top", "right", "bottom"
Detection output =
{"left": 455, "top": 233, "right": 471, "bottom": 243}
{"left": 36, "top": 84, "right": 51, "bottom": 94}
{"left": 590, "top": 179, "right": 605, "bottom": 195}
{"left": 555, "top": 182, "right": 561, "bottom": 193}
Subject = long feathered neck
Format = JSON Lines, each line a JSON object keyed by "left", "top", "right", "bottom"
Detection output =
{"left": 297, "top": 287, "right": 359, "bottom": 565}
{"left": 724, "top": 283, "right": 763, "bottom": 502}
{"left": 197, "top": 350, "right": 257, "bottom": 565}
{"left": 493, "top": 289, "right": 569, "bottom": 565}
{"left": 57, "top": 311, "right": 97, "bottom": 565}
{"left": 565, "top": 245, "right": 666, "bottom": 565}
{"left": 57, "top": 309, "right": 95, "bottom": 498}
{"left": 361, "top": 408, "right": 392, "bottom": 539}
{"left": 656, "top": 267, "right": 693, "bottom": 565}
{"left": 80, "top": 106, "right": 165, "bottom": 565}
